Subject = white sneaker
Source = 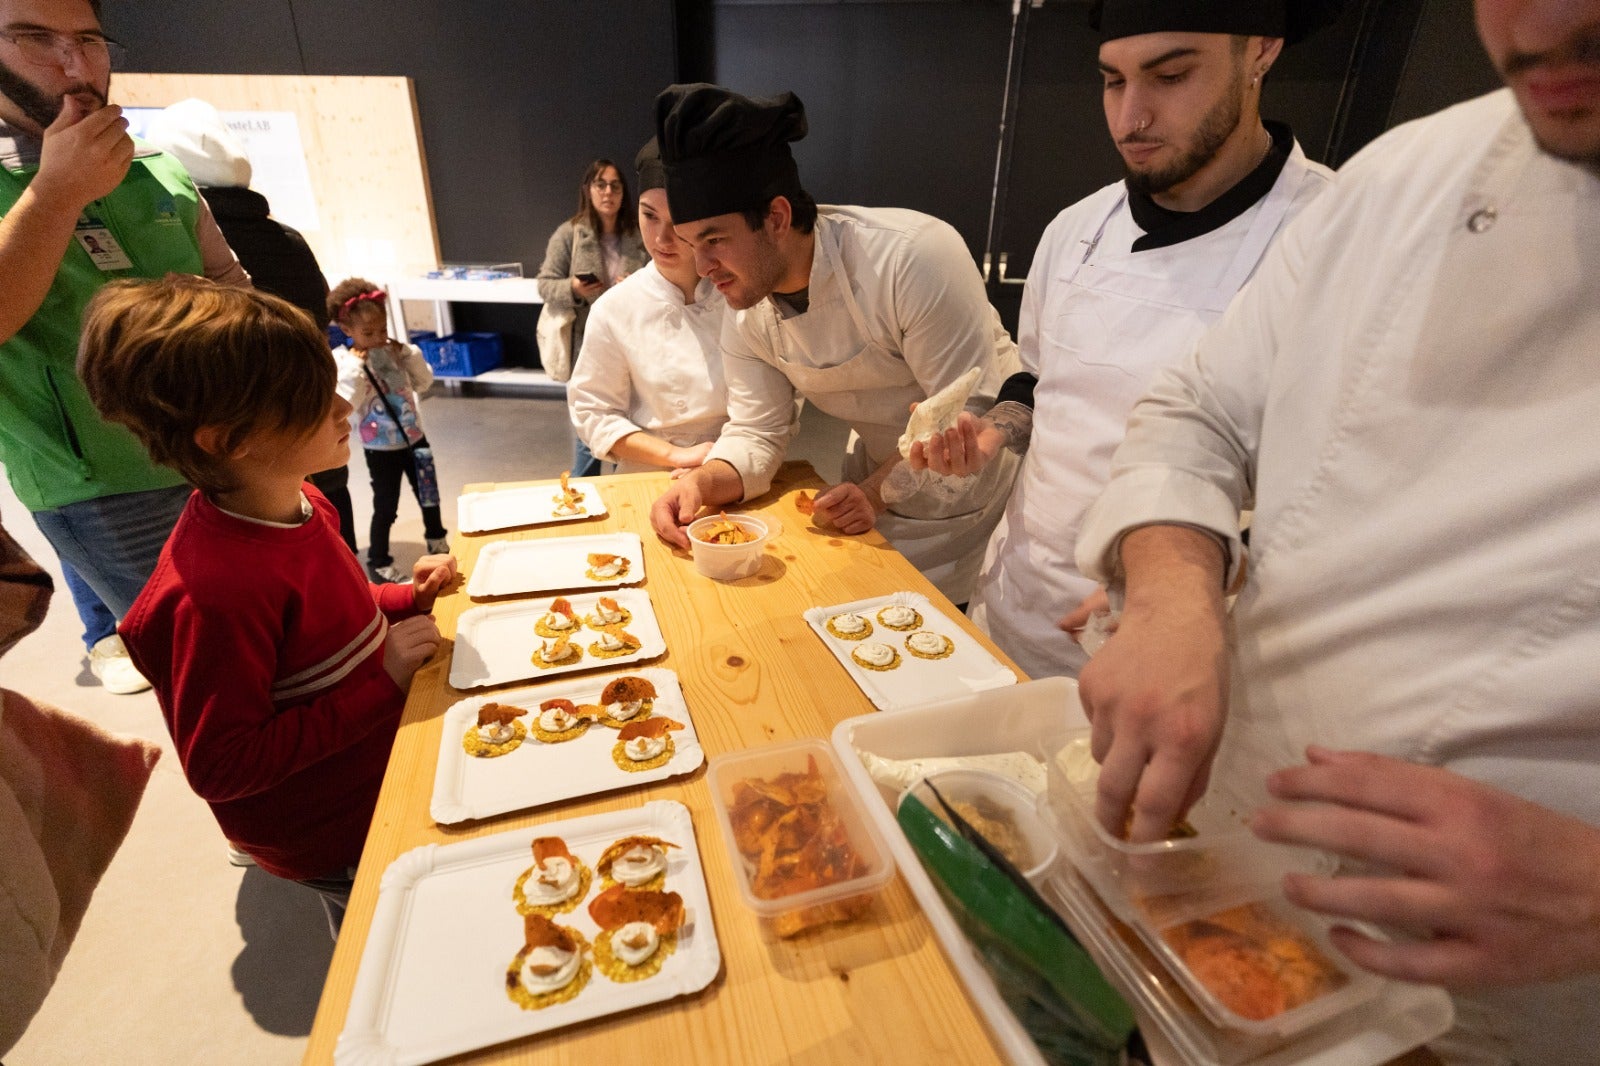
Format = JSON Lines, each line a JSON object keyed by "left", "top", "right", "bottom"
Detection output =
{"left": 89, "top": 634, "right": 153, "bottom": 695}
{"left": 369, "top": 564, "right": 405, "bottom": 584}
{"left": 425, "top": 536, "right": 450, "bottom": 554}
{"left": 226, "top": 841, "right": 257, "bottom": 867}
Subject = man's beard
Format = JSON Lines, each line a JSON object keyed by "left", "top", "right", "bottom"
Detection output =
{"left": 0, "top": 56, "right": 107, "bottom": 129}
{"left": 1123, "top": 78, "right": 1245, "bottom": 196}
{"left": 1502, "top": 32, "right": 1600, "bottom": 172}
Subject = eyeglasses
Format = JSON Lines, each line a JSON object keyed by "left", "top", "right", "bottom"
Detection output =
{"left": 0, "top": 29, "right": 124, "bottom": 67}
{"left": 590, "top": 180, "right": 624, "bottom": 193}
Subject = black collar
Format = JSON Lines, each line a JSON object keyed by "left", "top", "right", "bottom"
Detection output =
{"left": 1126, "top": 121, "right": 1293, "bottom": 253}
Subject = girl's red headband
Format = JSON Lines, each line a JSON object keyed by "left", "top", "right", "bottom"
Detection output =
{"left": 341, "top": 289, "right": 387, "bottom": 313}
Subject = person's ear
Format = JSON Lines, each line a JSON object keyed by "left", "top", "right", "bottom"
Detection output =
{"left": 767, "top": 195, "right": 794, "bottom": 239}
{"left": 1254, "top": 35, "right": 1285, "bottom": 80}
{"left": 193, "top": 425, "right": 242, "bottom": 458}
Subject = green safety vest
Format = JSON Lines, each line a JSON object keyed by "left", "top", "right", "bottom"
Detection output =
{"left": 0, "top": 144, "right": 200, "bottom": 511}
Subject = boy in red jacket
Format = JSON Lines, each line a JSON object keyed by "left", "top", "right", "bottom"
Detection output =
{"left": 78, "top": 276, "right": 456, "bottom": 935}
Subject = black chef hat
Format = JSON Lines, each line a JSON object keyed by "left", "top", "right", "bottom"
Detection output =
{"left": 1089, "top": 0, "right": 1344, "bottom": 45}
{"left": 653, "top": 83, "right": 808, "bottom": 225}
{"left": 635, "top": 136, "right": 667, "bottom": 194}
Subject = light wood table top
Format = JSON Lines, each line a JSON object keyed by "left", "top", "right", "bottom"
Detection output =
{"left": 303, "top": 461, "right": 1444, "bottom": 1066}
{"left": 304, "top": 462, "right": 1022, "bottom": 1064}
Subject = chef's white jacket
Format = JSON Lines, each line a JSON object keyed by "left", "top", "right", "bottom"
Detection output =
{"left": 1079, "top": 90, "right": 1600, "bottom": 1064}
{"left": 568, "top": 262, "right": 730, "bottom": 474}
{"left": 969, "top": 138, "right": 1330, "bottom": 680}
{"left": 708, "top": 205, "right": 1021, "bottom": 601}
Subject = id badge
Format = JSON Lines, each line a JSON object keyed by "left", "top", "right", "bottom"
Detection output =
{"left": 75, "top": 217, "right": 133, "bottom": 271}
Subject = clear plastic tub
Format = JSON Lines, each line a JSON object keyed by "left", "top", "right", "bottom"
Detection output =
{"left": 686, "top": 512, "right": 771, "bottom": 581}
{"left": 898, "top": 768, "right": 1059, "bottom": 884}
{"left": 706, "top": 738, "right": 895, "bottom": 937}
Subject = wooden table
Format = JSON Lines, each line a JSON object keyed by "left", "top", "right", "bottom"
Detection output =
{"left": 303, "top": 461, "right": 1444, "bottom": 1066}
{"left": 304, "top": 462, "right": 1021, "bottom": 1064}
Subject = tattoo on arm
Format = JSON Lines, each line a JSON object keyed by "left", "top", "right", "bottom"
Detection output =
{"left": 988, "top": 401, "right": 1033, "bottom": 454}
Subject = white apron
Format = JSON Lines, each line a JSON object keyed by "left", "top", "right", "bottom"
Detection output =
{"left": 971, "top": 166, "right": 1307, "bottom": 678}
{"left": 767, "top": 222, "right": 1018, "bottom": 602}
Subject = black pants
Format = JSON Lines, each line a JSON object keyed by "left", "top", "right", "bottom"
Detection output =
{"left": 362, "top": 440, "right": 446, "bottom": 568}
{"left": 307, "top": 464, "right": 358, "bottom": 554}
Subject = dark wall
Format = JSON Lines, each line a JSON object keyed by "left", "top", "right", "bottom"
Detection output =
{"left": 1389, "top": 0, "right": 1502, "bottom": 127}
{"left": 105, "top": 0, "right": 677, "bottom": 273}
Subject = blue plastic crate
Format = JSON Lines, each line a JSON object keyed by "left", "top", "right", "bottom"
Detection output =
{"left": 410, "top": 331, "right": 503, "bottom": 378}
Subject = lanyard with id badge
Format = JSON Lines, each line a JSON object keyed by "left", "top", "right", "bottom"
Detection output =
{"left": 75, "top": 213, "right": 133, "bottom": 271}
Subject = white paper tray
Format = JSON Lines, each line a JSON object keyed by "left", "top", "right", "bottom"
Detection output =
{"left": 450, "top": 588, "right": 665, "bottom": 690}
{"left": 466, "top": 533, "right": 645, "bottom": 598}
{"left": 335, "top": 800, "right": 719, "bottom": 1066}
{"left": 804, "top": 591, "right": 1017, "bottom": 712}
{"left": 458, "top": 481, "right": 607, "bottom": 534}
{"left": 831, "top": 679, "right": 1454, "bottom": 1066}
{"left": 431, "top": 668, "right": 704, "bottom": 825}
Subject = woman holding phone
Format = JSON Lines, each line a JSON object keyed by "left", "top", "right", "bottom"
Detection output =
{"left": 537, "top": 159, "right": 649, "bottom": 476}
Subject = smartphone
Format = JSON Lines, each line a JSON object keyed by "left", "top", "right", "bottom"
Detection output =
{"left": 576, "top": 271, "right": 601, "bottom": 285}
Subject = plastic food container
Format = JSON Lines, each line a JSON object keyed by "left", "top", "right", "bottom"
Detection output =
{"left": 898, "top": 769, "right": 1059, "bottom": 885}
{"left": 1041, "top": 731, "right": 1329, "bottom": 929}
{"left": 707, "top": 737, "right": 895, "bottom": 937}
{"left": 686, "top": 512, "right": 771, "bottom": 581}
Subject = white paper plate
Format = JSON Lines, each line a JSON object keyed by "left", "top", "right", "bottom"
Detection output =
{"left": 335, "top": 800, "right": 719, "bottom": 1066}
{"left": 450, "top": 589, "right": 666, "bottom": 690}
{"left": 466, "top": 533, "right": 645, "bottom": 598}
{"left": 458, "top": 481, "right": 607, "bottom": 534}
{"left": 804, "top": 591, "right": 1017, "bottom": 712}
{"left": 431, "top": 668, "right": 704, "bottom": 825}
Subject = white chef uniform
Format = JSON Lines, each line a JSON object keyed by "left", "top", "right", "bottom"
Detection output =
{"left": 709, "top": 205, "right": 1021, "bottom": 602}
{"left": 969, "top": 136, "right": 1330, "bottom": 680}
{"left": 1079, "top": 90, "right": 1600, "bottom": 1065}
{"left": 568, "top": 261, "right": 730, "bottom": 474}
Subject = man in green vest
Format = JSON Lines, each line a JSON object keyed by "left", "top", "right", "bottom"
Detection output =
{"left": 0, "top": 0, "right": 248, "bottom": 690}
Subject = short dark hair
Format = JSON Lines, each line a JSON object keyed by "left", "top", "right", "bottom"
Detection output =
{"left": 739, "top": 188, "right": 818, "bottom": 235}
{"left": 569, "top": 158, "right": 639, "bottom": 236}
{"left": 79, "top": 276, "right": 337, "bottom": 496}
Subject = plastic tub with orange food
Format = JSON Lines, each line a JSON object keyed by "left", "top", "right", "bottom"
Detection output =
{"left": 706, "top": 737, "right": 895, "bottom": 938}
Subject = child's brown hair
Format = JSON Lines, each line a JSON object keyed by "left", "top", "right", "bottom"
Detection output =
{"left": 328, "top": 276, "right": 387, "bottom": 328}
{"left": 79, "top": 275, "right": 337, "bottom": 496}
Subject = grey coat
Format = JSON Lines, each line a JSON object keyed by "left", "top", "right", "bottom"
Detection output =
{"left": 535, "top": 220, "right": 648, "bottom": 365}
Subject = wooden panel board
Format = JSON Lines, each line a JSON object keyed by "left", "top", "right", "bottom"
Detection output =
{"left": 114, "top": 73, "right": 439, "bottom": 285}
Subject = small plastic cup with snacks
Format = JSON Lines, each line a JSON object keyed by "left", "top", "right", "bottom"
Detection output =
{"left": 898, "top": 768, "right": 1059, "bottom": 885}
{"left": 707, "top": 738, "right": 894, "bottom": 938}
{"left": 686, "top": 512, "right": 772, "bottom": 582}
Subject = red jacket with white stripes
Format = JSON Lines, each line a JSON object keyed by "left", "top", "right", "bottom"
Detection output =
{"left": 121, "top": 487, "right": 423, "bottom": 880}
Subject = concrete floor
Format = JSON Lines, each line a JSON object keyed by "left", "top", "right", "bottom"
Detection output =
{"left": 1, "top": 388, "right": 847, "bottom": 1066}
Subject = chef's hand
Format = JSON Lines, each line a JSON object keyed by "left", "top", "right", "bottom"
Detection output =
{"left": 812, "top": 482, "right": 880, "bottom": 534}
{"left": 669, "top": 441, "right": 715, "bottom": 475}
{"left": 382, "top": 614, "right": 442, "bottom": 692}
{"left": 1060, "top": 587, "right": 1113, "bottom": 641}
{"left": 1077, "top": 526, "right": 1229, "bottom": 843}
{"left": 33, "top": 97, "right": 133, "bottom": 212}
{"left": 571, "top": 276, "right": 605, "bottom": 302}
{"left": 1253, "top": 746, "right": 1600, "bottom": 986}
{"left": 907, "top": 411, "right": 1005, "bottom": 478}
{"left": 411, "top": 554, "right": 458, "bottom": 612}
{"left": 650, "top": 475, "right": 705, "bottom": 549}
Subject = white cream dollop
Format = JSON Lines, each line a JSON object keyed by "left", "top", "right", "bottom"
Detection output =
{"left": 612, "top": 921, "right": 660, "bottom": 966}
{"left": 611, "top": 844, "right": 666, "bottom": 886}
{"left": 608, "top": 699, "right": 644, "bottom": 722}
{"left": 853, "top": 642, "right": 895, "bottom": 667}
{"left": 522, "top": 857, "right": 580, "bottom": 904}
{"left": 595, "top": 631, "right": 625, "bottom": 652}
{"left": 830, "top": 612, "right": 868, "bottom": 635}
{"left": 593, "top": 601, "right": 625, "bottom": 623}
{"left": 539, "top": 707, "right": 577, "bottom": 732}
{"left": 522, "top": 944, "right": 580, "bottom": 991}
{"left": 624, "top": 735, "right": 667, "bottom": 762}
{"left": 879, "top": 605, "right": 919, "bottom": 628}
{"left": 541, "top": 612, "right": 574, "bottom": 631}
{"left": 477, "top": 720, "right": 517, "bottom": 744}
{"left": 907, "top": 631, "right": 949, "bottom": 656}
{"left": 590, "top": 559, "right": 624, "bottom": 578}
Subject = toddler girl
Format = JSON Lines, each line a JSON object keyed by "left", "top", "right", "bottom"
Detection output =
{"left": 329, "top": 278, "right": 449, "bottom": 582}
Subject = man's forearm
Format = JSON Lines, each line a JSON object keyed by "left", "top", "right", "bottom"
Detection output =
{"left": 0, "top": 184, "right": 81, "bottom": 344}
{"left": 690, "top": 458, "right": 747, "bottom": 507}
{"left": 1119, "top": 524, "right": 1227, "bottom": 614}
